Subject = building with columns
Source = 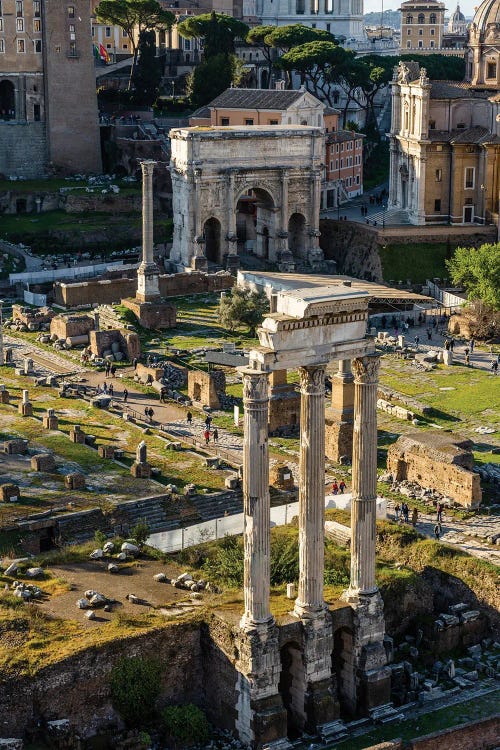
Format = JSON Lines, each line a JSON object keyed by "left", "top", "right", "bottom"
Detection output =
{"left": 388, "top": 0, "right": 500, "bottom": 227}
{"left": 257, "top": 0, "right": 365, "bottom": 43}
{"left": 0, "top": 0, "right": 102, "bottom": 177}
{"left": 233, "top": 285, "right": 390, "bottom": 745}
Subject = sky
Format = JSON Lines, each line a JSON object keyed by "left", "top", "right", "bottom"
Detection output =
{"left": 363, "top": 0, "right": 478, "bottom": 17}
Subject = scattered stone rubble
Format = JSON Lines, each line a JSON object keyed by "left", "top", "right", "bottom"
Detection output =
{"left": 153, "top": 570, "right": 217, "bottom": 593}
{"left": 475, "top": 462, "right": 500, "bottom": 486}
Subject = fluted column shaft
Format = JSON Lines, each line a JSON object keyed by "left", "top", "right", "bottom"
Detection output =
{"left": 295, "top": 365, "right": 326, "bottom": 618}
{"left": 349, "top": 355, "right": 380, "bottom": 595}
{"left": 141, "top": 160, "right": 155, "bottom": 265}
{"left": 241, "top": 370, "right": 272, "bottom": 629}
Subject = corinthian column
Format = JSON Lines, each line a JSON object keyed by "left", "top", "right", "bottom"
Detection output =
{"left": 141, "top": 160, "right": 155, "bottom": 265}
{"left": 240, "top": 369, "right": 273, "bottom": 630}
{"left": 295, "top": 365, "right": 326, "bottom": 618}
{"left": 348, "top": 355, "right": 380, "bottom": 596}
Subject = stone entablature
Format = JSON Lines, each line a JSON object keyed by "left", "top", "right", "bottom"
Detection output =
{"left": 169, "top": 126, "right": 324, "bottom": 271}
{"left": 387, "top": 432, "right": 482, "bottom": 507}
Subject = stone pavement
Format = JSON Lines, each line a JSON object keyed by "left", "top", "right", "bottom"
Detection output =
{"left": 320, "top": 182, "right": 412, "bottom": 227}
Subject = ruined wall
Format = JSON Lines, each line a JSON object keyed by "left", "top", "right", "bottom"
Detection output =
{"left": 188, "top": 370, "right": 220, "bottom": 409}
{"left": 387, "top": 434, "right": 481, "bottom": 508}
{"left": 319, "top": 220, "right": 383, "bottom": 282}
{"left": 201, "top": 618, "right": 240, "bottom": 731}
{"left": 53, "top": 272, "right": 234, "bottom": 308}
{"left": 0, "top": 623, "right": 202, "bottom": 739}
{"left": 89, "top": 329, "right": 141, "bottom": 360}
{"left": 409, "top": 715, "right": 500, "bottom": 750}
{"left": 50, "top": 315, "right": 94, "bottom": 340}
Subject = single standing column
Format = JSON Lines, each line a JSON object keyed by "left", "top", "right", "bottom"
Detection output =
{"left": 295, "top": 365, "right": 326, "bottom": 618}
{"left": 141, "top": 160, "right": 155, "bottom": 265}
{"left": 349, "top": 355, "right": 380, "bottom": 596}
{"left": 240, "top": 369, "right": 273, "bottom": 630}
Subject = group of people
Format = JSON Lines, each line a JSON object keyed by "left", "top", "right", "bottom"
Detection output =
{"left": 394, "top": 501, "right": 418, "bottom": 527}
{"left": 104, "top": 361, "right": 117, "bottom": 378}
{"left": 97, "top": 382, "right": 114, "bottom": 397}
{"left": 331, "top": 479, "right": 346, "bottom": 495}
{"left": 186, "top": 411, "right": 220, "bottom": 445}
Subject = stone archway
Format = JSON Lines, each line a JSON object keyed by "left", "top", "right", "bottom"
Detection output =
{"left": 279, "top": 641, "right": 306, "bottom": 739}
{"left": 332, "top": 627, "right": 356, "bottom": 719}
{"left": 288, "top": 212, "right": 307, "bottom": 257}
{"left": 236, "top": 186, "right": 276, "bottom": 260}
{"left": 0, "top": 80, "right": 15, "bottom": 120}
{"left": 169, "top": 126, "right": 324, "bottom": 272}
{"left": 203, "top": 217, "right": 222, "bottom": 264}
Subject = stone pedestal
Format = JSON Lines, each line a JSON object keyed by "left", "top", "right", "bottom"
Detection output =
{"left": 234, "top": 624, "right": 287, "bottom": 748}
{"left": 23, "top": 358, "right": 34, "bottom": 375}
{"left": 98, "top": 445, "right": 115, "bottom": 459}
{"left": 225, "top": 253, "right": 239, "bottom": 274}
{"left": 64, "top": 472, "right": 86, "bottom": 490}
{"left": 1, "top": 483, "right": 20, "bottom": 502}
{"left": 341, "top": 355, "right": 390, "bottom": 715}
{"left": 325, "top": 360, "right": 354, "bottom": 463}
{"left": 42, "top": 409, "right": 58, "bottom": 430}
{"left": 0, "top": 386, "right": 10, "bottom": 404}
{"left": 18, "top": 391, "right": 32, "bottom": 417}
{"left": 31, "top": 453, "right": 56, "bottom": 472}
{"left": 131, "top": 440, "right": 151, "bottom": 478}
{"left": 443, "top": 350, "right": 453, "bottom": 366}
{"left": 192, "top": 253, "right": 208, "bottom": 273}
{"left": 69, "top": 425, "right": 86, "bottom": 444}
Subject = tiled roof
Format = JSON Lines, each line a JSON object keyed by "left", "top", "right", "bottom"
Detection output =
{"left": 327, "top": 130, "right": 366, "bottom": 143}
{"left": 451, "top": 125, "right": 491, "bottom": 143}
{"left": 430, "top": 81, "right": 491, "bottom": 98}
{"left": 190, "top": 106, "right": 211, "bottom": 119}
{"left": 208, "top": 88, "right": 308, "bottom": 110}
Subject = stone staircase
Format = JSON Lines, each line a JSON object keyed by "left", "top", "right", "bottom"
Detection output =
{"left": 113, "top": 494, "right": 180, "bottom": 534}
{"left": 56, "top": 508, "right": 113, "bottom": 545}
{"left": 369, "top": 703, "right": 405, "bottom": 724}
{"left": 189, "top": 489, "right": 243, "bottom": 521}
{"left": 317, "top": 719, "right": 348, "bottom": 744}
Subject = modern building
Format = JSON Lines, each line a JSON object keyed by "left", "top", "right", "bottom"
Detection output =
{"left": 0, "top": 0, "right": 102, "bottom": 177}
{"left": 189, "top": 87, "right": 363, "bottom": 208}
{"left": 90, "top": 0, "right": 132, "bottom": 62}
{"left": 399, "top": 0, "right": 446, "bottom": 51}
{"left": 388, "top": 0, "right": 500, "bottom": 227}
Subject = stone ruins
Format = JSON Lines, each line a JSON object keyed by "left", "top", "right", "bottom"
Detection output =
{"left": 169, "top": 126, "right": 325, "bottom": 272}
{"left": 233, "top": 286, "right": 390, "bottom": 746}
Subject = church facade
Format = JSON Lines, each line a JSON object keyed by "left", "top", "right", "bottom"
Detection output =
{"left": 388, "top": 0, "right": 500, "bottom": 226}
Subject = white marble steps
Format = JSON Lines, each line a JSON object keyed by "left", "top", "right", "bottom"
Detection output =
{"left": 317, "top": 719, "right": 348, "bottom": 743}
{"left": 369, "top": 703, "right": 405, "bottom": 724}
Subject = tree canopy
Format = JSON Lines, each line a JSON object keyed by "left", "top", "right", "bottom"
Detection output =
{"left": 131, "top": 30, "right": 161, "bottom": 105}
{"left": 218, "top": 287, "right": 269, "bottom": 336}
{"left": 95, "top": 0, "right": 174, "bottom": 85}
{"left": 188, "top": 53, "right": 242, "bottom": 108}
{"left": 264, "top": 24, "right": 335, "bottom": 52}
{"left": 400, "top": 53, "right": 465, "bottom": 81}
{"left": 279, "top": 41, "right": 351, "bottom": 106}
{"left": 177, "top": 11, "right": 249, "bottom": 57}
{"left": 446, "top": 243, "right": 500, "bottom": 310}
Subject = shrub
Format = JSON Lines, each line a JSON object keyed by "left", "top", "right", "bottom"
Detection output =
{"left": 110, "top": 656, "right": 162, "bottom": 726}
{"left": 132, "top": 520, "right": 151, "bottom": 545}
{"left": 161, "top": 704, "right": 210, "bottom": 748}
{"left": 94, "top": 529, "right": 107, "bottom": 547}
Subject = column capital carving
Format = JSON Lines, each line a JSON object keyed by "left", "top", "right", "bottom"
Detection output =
{"left": 299, "top": 365, "right": 326, "bottom": 395}
{"left": 352, "top": 355, "right": 380, "bottom": 385}
{"left": 242, "top": 370, "right": 269, "bottom": 402}
{"left": 140, "top": 159, "right": 156, "bottom": 177}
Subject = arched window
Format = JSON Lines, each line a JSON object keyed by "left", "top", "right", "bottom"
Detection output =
{"left": 406, "top": 14, "right": 413, "bottom": 23}
{"left": 418, "top": 13, "right": 425, "bottom": 23}
{"left": 429, "top": 13, "right": 436, "bottom": 23}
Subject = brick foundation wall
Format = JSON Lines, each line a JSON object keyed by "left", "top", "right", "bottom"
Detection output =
{"left": 0, "top": 122, "right": 47, "bottom": 178}
{"left": 408, "top": 715, "right": 500, "bottom": 750}
{"left": 50, "top": 315, "right": 94, "bottom": 339}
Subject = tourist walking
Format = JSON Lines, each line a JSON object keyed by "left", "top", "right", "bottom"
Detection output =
{"left": 133, "top": 357, "right": 138, "bottom": 370}
{"left": 434, "top": 523, "right": 441, "bottom": 541}
{"left": 470, "top": 338, "right": 475, "bottom": 353}
{"left": 205, "top": 414, "right": 212, "bottom": 430}
{"left": 148, "top": 407, "right": 154, "bottom": 424}
{"left": 108, "top": 384, "right": 113, "bottom": 397}
{"left": 103, "top": 382, "right": 108, "bottom": 395}
{"left": 394, "top": 503, "right": 400, "bottom": 522}
{"left": 436, "top": 502, "right": 443, "bottom": 523}
{"left": 332, "top": 480, "right": 339, "bottom": 495}
{"left": 414, "top": 335, "right": 420, "bottom": 350}
{"left": 105, "top": 362, "right": 111, "bottom": 377}
{"left": 213, "top": 427, "right": 218, "bottom": 443}
{"left": 412, "top": 507, "right": 418, "bottom": 527}
{"left": 204, "top": 428, "right": 210, "bottom": 445}
{"left": 339, "top": 479, "right": 346, "bottom": 494}
{"left": 449, "top": 338, "right": 454, "bottom": 352}
{"left": 123, "top": 388, "right": 128, "bottom": 403}
{"left": 187, "top": 411, "right": 193, "bottom": 425}
{"left": 111, "top": 365, "right": 116, "bottom": 377}
{"left": 492, "top": 360, "right": 498, "bottom": 375}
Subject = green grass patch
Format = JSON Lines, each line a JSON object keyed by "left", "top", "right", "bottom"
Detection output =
{"left": 379, "top": 242, "right": 450, "bottom": 285}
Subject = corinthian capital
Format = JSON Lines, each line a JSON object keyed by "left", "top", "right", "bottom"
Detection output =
{"left": 352, "top": 355, "right": 380, "bottom": 385}
{"left": 299, "top": 365, "right": 326, "bottom": 395}
{"left": 242, "top": 371, "right": 269, "bottom": 402}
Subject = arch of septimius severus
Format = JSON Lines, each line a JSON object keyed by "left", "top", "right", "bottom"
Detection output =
{"left": 233, "top": 286, "right": 390, "bottom": 747}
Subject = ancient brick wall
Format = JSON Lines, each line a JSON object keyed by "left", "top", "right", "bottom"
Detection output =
{"left": 408, "top": 715, "right": 500, "bottom": 750}
{"left": 50, "top": 315, "right": 94, "bottom": 340}
{"left": 159, "top": 272, "right": 234, "bottom": 297}
{"left": 387, "top": 434, "right": 482, "bottom": 508}
{"left": 0, "top": 122, "right": 47, "bottom": 178}
{"left": 201, "top": 618, "right": 240, "bottom": 732}
{"left": 0, "top": 623, "right": 203, "bottom": 739}
{"left": 188, "top": 370, "right": 220, "bottom": 408}
{"left": 89, "top": 330, "right": 140, "bottom": 360}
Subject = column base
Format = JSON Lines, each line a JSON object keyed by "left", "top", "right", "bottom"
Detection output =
{"left": 235, "top": 620, "right": 287, "bottom": 748}
{"left": 225, "top": 253, "right": 239, "bottom": 274}
{"left": 192, "top": 255, "right": 208, "bottom": 272}
{"left": 340, "top": 588, "right": 391, "bottom": 716}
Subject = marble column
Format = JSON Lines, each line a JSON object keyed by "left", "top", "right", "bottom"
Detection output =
{"left": 349, "top": 355, "right": 380, "bottom": 596}
{"left": 295, "top": 365, "right": 326, "bottom": 618}
{"left": 241, "top": 369, "right": 273, "bottom": 630}
{"left": 137, "top": 160, "right": 161, "bottom": 301}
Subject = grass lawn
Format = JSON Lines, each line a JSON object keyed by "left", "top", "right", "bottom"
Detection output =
{"left": 0, "top": 177, "right": 141, "bottom": 196}
{"left": 379, "top": 242, "right": 450, "bottom": 284}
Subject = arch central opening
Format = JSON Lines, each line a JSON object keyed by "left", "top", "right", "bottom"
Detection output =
{"left": 288, "top": 212, "right": 307, "bottom": 257}
{"left": 203, "top": 217, "right": 222, "bottom": 265}
{"left": 0, "top": 80, "right": 15, "bottom": 120}
{"left": 236, "top": 187, "right": 276, "bottom": 261}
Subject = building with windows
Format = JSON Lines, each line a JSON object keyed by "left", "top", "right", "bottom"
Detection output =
{"left": 90, "top": 0, "right": 132, "bottom": 62}
{"left": 388, "top": 0, "right": 500, "bottom": 227}
{"left": 189, "top": 86, "right": 363, "bottom": 209}
{"left": 399, "top": 0, "right": 445, "bottom": 51}
{"left": 0, "top": 0, "right": 101, "bottom": 177}
{"left": 257, "top": 0, "right": 365, "bottom": 43}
